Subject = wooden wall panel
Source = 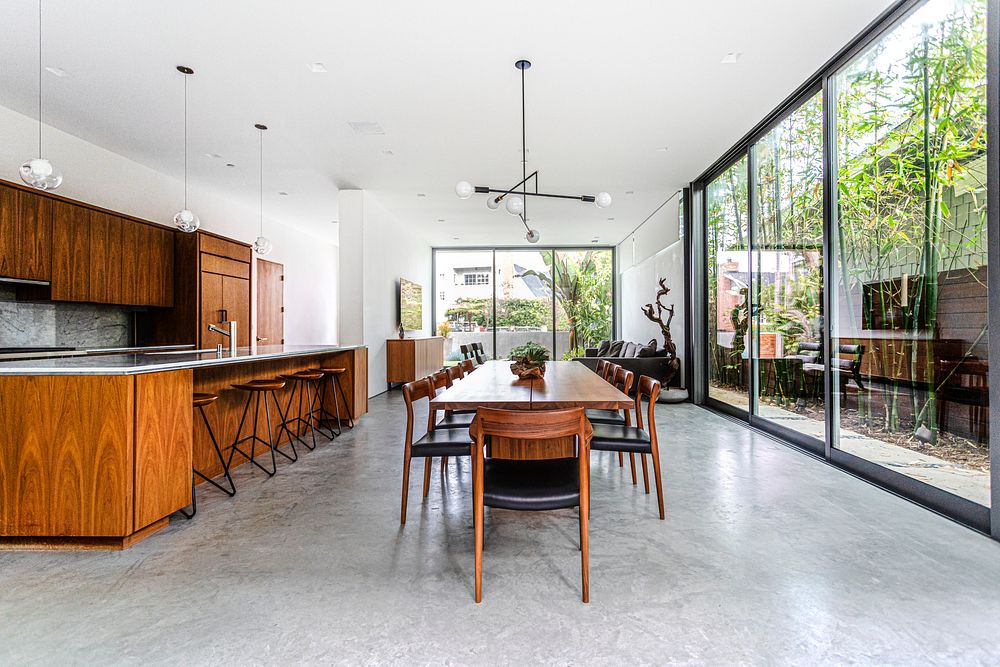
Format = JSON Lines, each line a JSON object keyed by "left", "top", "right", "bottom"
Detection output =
{"left": 0, "top": 375, "right": 133, "bottom": 537}
{"left": 134, "top": 371, "right": 193, "bottom": 530}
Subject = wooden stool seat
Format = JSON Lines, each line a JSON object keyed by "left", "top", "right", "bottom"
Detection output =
{"left": 282, "top": 371, "right": 324, "bottom": 382}
{"left": 192, "top": 392, "right": 219, "bottom": 408}
{"left": 316, "top": 367, "right": 347, "bottom": 375}
{"left": 232, "top": 379, "right": 286, "bottom": 392}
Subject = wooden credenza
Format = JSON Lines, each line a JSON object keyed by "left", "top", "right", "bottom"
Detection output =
{"left": 386, "top": 337, "right": 444, "bottom": 385}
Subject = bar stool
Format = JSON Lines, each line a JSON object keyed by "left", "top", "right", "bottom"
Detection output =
{"left": 313, "top": 367, "right": 353, "bottom": 436}
{"left": 278, "top": 370, "right": 325, "bottom": 450}
{"left": 227, "top": 378, "right": 294, "bottom": 476}
{"left": 179, "top": 392, "right": 236, "bottom": 520}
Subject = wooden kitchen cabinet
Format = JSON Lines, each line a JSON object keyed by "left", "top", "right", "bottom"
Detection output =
{"left": 88, "top": 211, "right": 124, "bottom": 303}
{"left": 201, "top": 273, "right": 251, "bottom": 348}
{"left": 49, "top": 198, "right": 92, "bottom": 302}
{"left": 0, "top": 184, "right": 51, "bottom": 282}
{"left": 123, "top": 221, "right": 174, "bottom": 307}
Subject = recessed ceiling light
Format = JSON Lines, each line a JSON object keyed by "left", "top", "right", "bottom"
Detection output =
{"left": 225, "top": 163, "right": 236, "bottom": 167}
{"left": 44, "top": 66, "right": 68, "bottom": 77}
{"left": 278, "top": 191, "right": 288, "bottom": 196}
{"left": 656, "top": 146, "right": 669, "bottom": 153}
{"left": 382, "top": 149, "right": 394, "bottom": 156}
{"left": 625, "top": 190, "right": 635, "bottom": 195}
{"left": 452, "top": 236, "right": 460, "bottom": 240}
{"left": 330, "top": 220, "right": 338, "bottom": 224}
{"left": 416, "top": 193, "right": 427, "bottom": 198}
{"left": 348, "top": 121, "right": 385, "bottom": 135}
{"left": 607, "top": 217, "right": 615, "bottom": 222}
{"left": 307, "top": 62, "right": 328, "bottom": 73}
{"left": 437, "top": 219, "right": 446, "bottom": 223}
{"left": 721, "top": 52, "right": 742, "bottom": 64}
{"left": 204, "top": 152, "right": 222, "bottom": 159}
{"left": 591, "top": 238, "right": 600, "bottom": 244}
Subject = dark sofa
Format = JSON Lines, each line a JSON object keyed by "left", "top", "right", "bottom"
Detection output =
{"left": 572, "top": 339, "right": 684, "bottom": 399}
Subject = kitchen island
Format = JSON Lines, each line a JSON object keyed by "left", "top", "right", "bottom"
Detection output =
{"left": 0, "top": 344, "right": 367, "bottom": 550}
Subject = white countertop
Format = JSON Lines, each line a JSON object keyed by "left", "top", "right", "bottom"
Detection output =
{"left": 0, "top": 344, "right": 365, "bottom": 376}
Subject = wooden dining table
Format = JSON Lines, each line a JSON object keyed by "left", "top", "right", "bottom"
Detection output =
{"left": 430, "top": 360, "right": 632, "bottom": 459}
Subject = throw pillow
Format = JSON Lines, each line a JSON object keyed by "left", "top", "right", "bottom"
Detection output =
{"left": 596, "top": 340, "right": 611, "bottom": 357}
{"left": 607, "top": 340, "right": 624, "bottom": 357}
{"left": 621, "top": 342, "right": 637, "bottom": 358}
{"left": 637, "top": 339, "right": 658, "bottom": 357}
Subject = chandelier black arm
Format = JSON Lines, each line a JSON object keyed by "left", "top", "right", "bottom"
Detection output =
{"left": 479, "top": 187, "right": 596, "bottom": 203}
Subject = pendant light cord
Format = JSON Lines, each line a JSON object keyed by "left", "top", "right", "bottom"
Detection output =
{"left": 183, "top": 73, "right": 188, "bottom": 209}
{"left": 37, "top": 0, "right": 42, "bottom": 158}
{"left": 521, "top": 64, "right": 527, "bottom": 228}
{"left": 259, "top": 128, "right": 264, "bottom": 236}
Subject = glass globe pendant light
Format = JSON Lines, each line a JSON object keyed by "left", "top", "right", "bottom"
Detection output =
{"left": 253, "top": 123, "right": 273, "bottom": 257}
{"left": 19, "top": 0, "right": 62, "bottom": 191}
{"left": 594, "top": 191, "right": 612, "bottom": 209}
{"left": 525, "top": 229, "right": 540, "bottom": 243}
{"left": 485, "top": 194, "right": 501, "bottom": 210}
{"left": 455, "top": 181, "right": 474, "bottom": 199}
{"left": 172, "top": 66, "right": 200, "bottom": 232}
{"left": 504, "top": 194, "right": 524, "bottom": 216}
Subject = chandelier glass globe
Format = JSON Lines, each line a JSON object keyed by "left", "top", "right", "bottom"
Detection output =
{"left": 505, "top": 194, "right": 524, "bottom": 216}
{"left": 19, "top": 158, "right": 62, "bottom": 190}
{"left": 485, "top": 195, "right": 501, "bottom": 210}
{"left": 253, "top": 235, "right": 273, "bottom": 256}
{"left": 595, "top": 191, "right": 612, "bottom": 209}
{"left": 455, "top": 181, "right": 474, "bottom": 199}
{"left": 525, "top": 229, "right": 540, "bottom": 243}
{"left": 173, "top": 208, "right": 201, "bottom": 233}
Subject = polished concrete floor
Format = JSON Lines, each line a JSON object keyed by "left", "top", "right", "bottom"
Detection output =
{"left": 3, "top": 393, "right": 1000, "bottom": 665}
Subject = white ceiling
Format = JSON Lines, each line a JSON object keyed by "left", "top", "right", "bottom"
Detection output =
{"left": 0, "top": 0, "right": 895, "bottom": 247}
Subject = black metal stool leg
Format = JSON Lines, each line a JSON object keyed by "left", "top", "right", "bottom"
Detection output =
{"left": 229, "top": 391, "right": 278, "bottom": 476}
{"left": 281, "top": 380, "right": 317, "bottom": 452}
{"left": 333, "top": 373, "right": 355, "bottom": 429}
{"left": 178, "top": 473, "right": 197, "bottom": 519}
{"left": 315, "top": 378, "right": 338, "bottom": 439}
{"left": 194, "top": 405, "right": 236, "bottom": 496}
{"left": 269, "top": 389, "right": 298, "bottom": 462}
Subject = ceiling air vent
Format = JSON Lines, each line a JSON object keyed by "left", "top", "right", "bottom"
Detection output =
{"left": 348, "top": 121, "right": 385, "bottom": 136}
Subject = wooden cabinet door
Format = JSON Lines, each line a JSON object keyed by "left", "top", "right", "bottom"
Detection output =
{"left": 50, "top": 199, "right": 91, "bottom": 302}
{"left": 88, "top": 212, "right": 123, "bottom": 303}
{"left": 222, "top": 275, "right": 251, "bottom": 348}
{"left": 200, "top": 271, "right": 225, "bottom": 348}
{"left": 150, "top": 226, "right": 174, "bottom": 307}
{"left": 255, "top": 259, "right": 283, "bottom": 345}
{"left": 0, "top": 186, "right": 50, "bottom": 281}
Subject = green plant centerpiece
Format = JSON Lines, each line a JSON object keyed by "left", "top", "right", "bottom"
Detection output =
{"left": 508, "top": 341, "right": 550, "bottom": 380}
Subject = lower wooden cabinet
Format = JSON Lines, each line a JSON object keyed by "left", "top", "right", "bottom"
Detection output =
{"left": 386, "top": 337, "right": 445, "bottom": 383}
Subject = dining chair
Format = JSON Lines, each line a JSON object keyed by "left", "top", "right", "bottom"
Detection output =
{"left": 589, "top": 375, "right": 664, "bottom": 519}
{"left": 471, "top": 407, "right": 592, "bottom": 603}
{"left": 604, "top": 362, "right": 620, "bottom": 382}
{"left": 460, "top": 359, "right": 476, "bottom": 375}
{"left": 586, "top": 366, "right": 637, "bottom": 480}
{"left": 595, "top": 359, "right": 610, "bottom": 381}
{"left": 431, "top": 370, "right": 476, "bottom": 428}
{"left": 447, "top": 364, "right": 464, "bottom": 384}
{"left": 400, "top": 377, "right": 473, "bottom": 524}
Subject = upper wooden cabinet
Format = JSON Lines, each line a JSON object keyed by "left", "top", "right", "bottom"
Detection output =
{"left": 0, "top": 179, "right": 174, "bottom": 307}
{"left": 0, "top": 184, "right": 51, "bottom": 281}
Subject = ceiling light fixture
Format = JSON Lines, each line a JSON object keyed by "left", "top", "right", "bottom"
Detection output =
{"left": 253, "top": 123, "right": 273, "bottom": 256}
{"left": 721, "top": 52, "right": 742, "bottom": 64}
{"left": 44, "top": 66, "right": 67, "bottom": 77}
{"left": 307, "top": 62, "right": 328, "bottom": 73}
{"left": 172, "top": 66, "right": 200, "bottom": 232}
{"left": 455, "top": 59, "right": 611, "bottom": 245}
{"left": 19, "top": 0, "right": 61, "bottom": 190}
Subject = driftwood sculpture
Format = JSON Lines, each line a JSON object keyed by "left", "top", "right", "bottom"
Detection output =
{"left": 641, "top": 278, "right": 680, "bottom": 387}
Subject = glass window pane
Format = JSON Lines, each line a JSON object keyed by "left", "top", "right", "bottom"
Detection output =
{"left": 553, "top": 249, "right": 614, "bottom": 360}
{"left": 434, "top": 250, "right": 495, "bottom": 363}
{"left": 751, "top": 92, "right": 825, "bottom": 439}
{"left": 494, "top": 250, "right": 554, "bottom": 359}
{"left": 833, "top": 0, "right": 989, "bottom": 505}
{"left": 707, "top": 156, "right": 750, "bottom": 409}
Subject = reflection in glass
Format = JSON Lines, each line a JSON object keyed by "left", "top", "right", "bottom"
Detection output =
{"left": 751, "top": 92, "right": 825, "bottom": 439}
{"left": 495, "top": 250, "right": 554, "bottom": 359}
{"left": 707, "top": 156, "right": 750, "bottom": 409}
{"left": 553, "top": 249, "right": 614, "bottom": 360}
{"left": 832, "top": 0, "right": 989, "bottom": 505}
{"left": 435, "top": 250, "right": 495, "bottom": 364}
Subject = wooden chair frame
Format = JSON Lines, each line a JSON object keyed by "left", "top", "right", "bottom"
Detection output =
{"left": 472, "top": 407, "right": 591, "bottom": 603}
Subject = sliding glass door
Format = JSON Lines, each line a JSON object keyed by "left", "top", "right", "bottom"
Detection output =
{"left": 433, "top": 247, "right": 616, "bottom": 364}
{"left": 698, "top": 0, "right": 993, "bottom": 529}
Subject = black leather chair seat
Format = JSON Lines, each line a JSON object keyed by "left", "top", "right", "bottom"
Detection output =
{"left": 585, "top": 408, "right": 626, "bottom": 425}
{"left": 590, "top": 423, "right": 652, "bottom": 454}
{"left": 483, "top": 458, "right": 580, "bottom": 511}
{"left": 411, "top": 428, "right": 472, "bottom": 457}
{"left": 435, "top": 412, "right": 476, "bottom": 429}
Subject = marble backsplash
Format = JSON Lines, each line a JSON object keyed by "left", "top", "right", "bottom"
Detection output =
{"left": 0, "top": 285, "right": 133, "bottom": 349}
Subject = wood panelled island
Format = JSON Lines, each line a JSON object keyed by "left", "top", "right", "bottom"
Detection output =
{"left": 0, "top": 345, "right": 367, "bottom": 550}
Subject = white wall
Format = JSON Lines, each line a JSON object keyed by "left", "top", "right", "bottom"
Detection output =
{"left": 618, "top": 192, "right": 685, "bottom": 386}
{"left": 0, "top": 105, "right": 339, "bottom": 344}
{"left": 338, "top": 189, "right": 432, "bottom": 397}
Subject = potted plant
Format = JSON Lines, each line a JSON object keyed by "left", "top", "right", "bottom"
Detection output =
{"left": 509, "top": 341, "right": 550, "bottom": 379}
